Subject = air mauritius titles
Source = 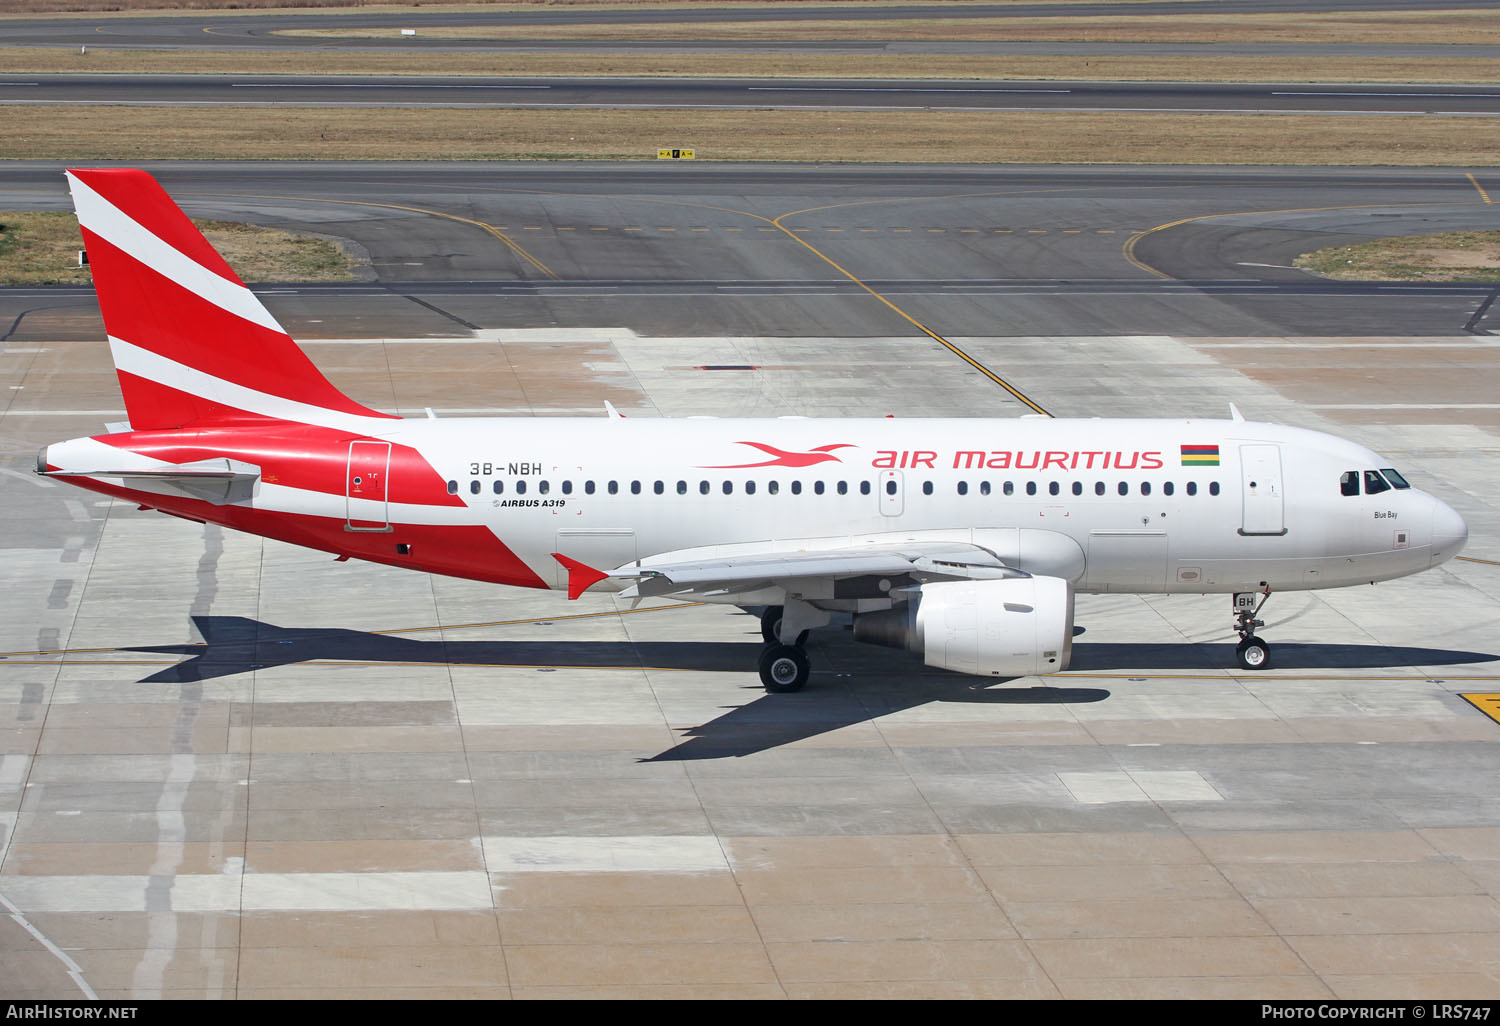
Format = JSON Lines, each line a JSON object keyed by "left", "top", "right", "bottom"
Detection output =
{"left": 879, "top": 449, "right": 1168, "bottom": 471}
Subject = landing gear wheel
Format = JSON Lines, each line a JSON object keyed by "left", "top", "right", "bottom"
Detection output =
{"left": 760, "top": 605, "right": 783, "bottom": 644}
{"left": 759, "top": 606, "right": 808, "bottom": 646}
{"left": 758, "top": 643, "right": 810, "bottom": 693}
{"left": 1236, "top": 636, "right": 1271, "bottom": 670}
{"left": 1232, "top": 590, "right": 1272, "bottom": 671}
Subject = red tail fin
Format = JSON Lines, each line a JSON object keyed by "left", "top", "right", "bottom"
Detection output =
{"left": 67, "top": 169, "right": 395, "bottom": 431}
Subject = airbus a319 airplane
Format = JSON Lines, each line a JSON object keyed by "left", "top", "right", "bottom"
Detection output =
{"left": 38, "top": 169, "right": 1469, "bottom": 691}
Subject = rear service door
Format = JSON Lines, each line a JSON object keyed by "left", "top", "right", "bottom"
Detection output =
{"left": 346, "top": 440, "right": 391, "bottom": 532}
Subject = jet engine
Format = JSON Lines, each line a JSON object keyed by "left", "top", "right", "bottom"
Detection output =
{"left": 853, "top": 576, "right": 1074, "bottom": 677}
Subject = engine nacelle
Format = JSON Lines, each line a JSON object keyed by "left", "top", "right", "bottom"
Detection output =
{"left": 853, "top": 576, "right": 1074, "bottom": 677}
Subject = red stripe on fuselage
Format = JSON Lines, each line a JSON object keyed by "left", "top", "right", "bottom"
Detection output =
{"left": 95, "top": 425, "right": 467, "bottom": 508}
{"left": 63, "top": 474, "right": 546, "bottom": 589}
{"left": 81, "top": 229, "right": 394, "bottom": 426}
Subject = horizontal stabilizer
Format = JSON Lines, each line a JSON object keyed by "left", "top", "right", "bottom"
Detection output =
{"left": 44, "top": 456, "right": 261, "bottom": 505}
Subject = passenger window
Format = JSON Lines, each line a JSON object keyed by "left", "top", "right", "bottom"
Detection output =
{"left": 1095, "top": 481, "right": 1105, "bottom": 496}
{"left": 1072, "top": 481, "right": 1082, "bottom": 496}
{"left": 1163, "top": 481, "right": 1174, "bottom": 496}
{"left": 1048, "top": 481, "right": 1059, "bottom": 496}
{"left": 699, "top": 481, "right": 709, "bottom": 495}
{"left": 958, "top": 481, "right": 968, "bottom": 496}
{"left": 1118, "top": 482, "right": 1128, "bottom": 496}
{"left": 1186, "top": 481, "right": 1197, "bottom": 496}
{"left": 493, "top": 481, "right": 503, "bottom": 495}
{"left": 1025, "top": 482, "right": 1037, "bottom": 496}
{"left": 608, "top": 480, "right": 618, "bottom": 495}
{"left": 562, "top": 481, "right": 572, "bottom": 495}
{"left": 1340, "top": 471, "right": 1359, "bottom": 497}
{"left": 1141, "top": 481, "right": 1151, "bottom": 496}
{"left": 792, "top": 481, "right": 802, "bottom": 495}
{"left": 860, "top": 481, "right": 871, "bottom": 495}
{"left": 1003, "top": 481, "right": 1014, "bottom": 496}
{"left": 1209, "top": 482, "right": 1221, "bottom": 496}
{"left": 980, "top": 481, "right": 991, "bottom": 496}
{"left": 630, "top": 481, "right": 641, "bottom": 495}
{"left": 653, "top": 481, "right": 664, "bottom": 495}
{"left": 470, "top": 480, "right": 480, "bottom": 495}
{"left": 814, "top": 481, "right": 825, "bottom": 495}
{"left": 886, "top": 480, "right": 897, "bottom": 495}
{"left": 538, "top": 480, "right": 549, "bottom": 494}
{"left": 676, "top": 480, "right": 687, "bottom": 495}
{"left": 447, "top": 480, "right": 458, "bottom": 495}
{"left": 922, "top": 481, "right": 933, "bottom": 495}
{"left": 838, "top": 481, "right": 848, "bottom": 495}
{"left": 746, "top": 481, "right": 756, "bottom": 495}
{"left": 1381, "top": 468, "right": 1411, "bottom": 489}
{"left": 723, "top": 481, "right": 732, "bottom": 495}
{"left": 1364, "top": 470, "right": 1390, "bottom": 495}
{"left": 768, "top": 480, "right": 779, "bottom": 495}
{"left": 516, "top": 480, "right": 527, "bottom": 495}
{"left": 585, "top": 481, "right": 596, "bottom": 495}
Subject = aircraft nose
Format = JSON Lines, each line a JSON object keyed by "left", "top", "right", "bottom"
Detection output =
{"left": 1430, "top": 498, "right": 1468, "bottom": 567}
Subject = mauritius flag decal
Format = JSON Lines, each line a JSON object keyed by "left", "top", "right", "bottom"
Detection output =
{"left": 1181, "top": 443, "right": 1220, "bottom": 466}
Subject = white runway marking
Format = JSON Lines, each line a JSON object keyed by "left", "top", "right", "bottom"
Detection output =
{"left": 0, "top": 890, "right": 97, "bottom": 999}
{"left": 483, "top": 835, "right": 729, "bottom": 873}
{"left": 1, "top": 871, "right": 496, "bottom": 911}
{"left": 1058, "top": 770, "right": 1223, "bottom": 804}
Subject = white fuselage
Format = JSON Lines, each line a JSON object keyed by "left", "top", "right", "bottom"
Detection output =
{"left": 44, "top": 415, "right": 1467, "bottom": 603}
{"left": 365, "top": 415, "right": 1465, "bottom": 597}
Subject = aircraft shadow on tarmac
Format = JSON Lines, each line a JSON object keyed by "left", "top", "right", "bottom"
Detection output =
{"left": 122, "top": 616, "right": 1497, "bottom": 761}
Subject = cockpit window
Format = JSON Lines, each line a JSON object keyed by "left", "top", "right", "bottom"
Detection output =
{"left": 1340, "top": 471, "right": 1359, "bottom": 497}
{"left": 1381, "top": 468, "right": 1411, "bottom": 489}
{"left": 1364, "top": 470, "right": 1391, "bottom": 495}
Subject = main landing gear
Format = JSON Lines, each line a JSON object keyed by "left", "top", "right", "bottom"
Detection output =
{"left": 757, "top": 604, "right": 817, "bottom": 693}
{"left": 1233, "top": 589, "right": 1272, "bottom": 670}
{"left": 759, "top": 643, "right": 810, "bottom": 693}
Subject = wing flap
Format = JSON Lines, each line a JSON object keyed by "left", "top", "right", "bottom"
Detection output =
{"left": 614, "top": 539, "right": 1021, "bottom": 599}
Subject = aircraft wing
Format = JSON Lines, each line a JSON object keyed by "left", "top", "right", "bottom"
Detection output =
{"left": 611, "top": 539, "right": 1022, "bottom": 600}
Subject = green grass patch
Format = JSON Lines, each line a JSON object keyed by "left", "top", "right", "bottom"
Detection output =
{"left": 0, "top": 211, "right": 363, "bottom": 285}
{"left": 1296, "top": 230, "right": 1500, "bottom": 283}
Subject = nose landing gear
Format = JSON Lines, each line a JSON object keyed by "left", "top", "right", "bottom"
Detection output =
{"left": 1233, "top": 588, "right": 1272, "bottom": 670}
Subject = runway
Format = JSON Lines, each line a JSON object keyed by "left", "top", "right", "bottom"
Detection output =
{"left": 6, "top": 76, "right": 1500, "bottom": 116}
{"left": 5, "top": 0, "right": 1498, "bottom": 56}
{"left": 2, "top": 162, "right": 1497, "bottom": 337}
{"left": 2, "top": 161, "right": 1500, "bottom": 998}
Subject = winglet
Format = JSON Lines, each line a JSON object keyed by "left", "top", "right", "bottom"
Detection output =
{"left": 551, "top": 552, "right": 609, "bottom": 600}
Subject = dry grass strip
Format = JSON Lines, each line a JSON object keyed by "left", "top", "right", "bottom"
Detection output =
{"left": 1297, "top": 230, "right": 1500, "bottom": 283}
{"left": 0, "top": 210, "right": 360, "bottom": 284}
{"left": 7, "top": 106, "right": 1500, "bottom": 165}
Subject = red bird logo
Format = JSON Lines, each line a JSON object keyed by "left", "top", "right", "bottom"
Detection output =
{"left": 699, "top": 442, "right": 854, "bottom": 469}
